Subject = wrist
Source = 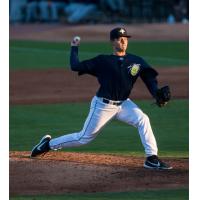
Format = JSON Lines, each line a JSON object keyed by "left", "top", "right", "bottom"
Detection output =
{"left": 71, "top": 43, "right": 79, "bottom": 47}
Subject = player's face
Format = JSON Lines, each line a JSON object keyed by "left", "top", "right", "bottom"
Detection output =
{"left": 112, "top": 37, "right": 128, "bottom": 52}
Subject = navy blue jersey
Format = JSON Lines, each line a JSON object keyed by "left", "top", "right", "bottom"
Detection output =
{"left": 70, "top": 46, "right": 158, "bottom": 101}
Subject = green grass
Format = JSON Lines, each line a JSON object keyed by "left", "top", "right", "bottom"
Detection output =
{"left": 9, "top": 99, "right": 188, "bottom": 157}
{"left": 9, "top": 188, "right": 189, "bottom": 200}
{"left": 9, "top": 40, "right": 189, "bottom": 70}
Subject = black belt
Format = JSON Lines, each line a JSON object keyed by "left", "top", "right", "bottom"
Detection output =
{"left": 102, "top": 98, "right": 123, "bottom": 106}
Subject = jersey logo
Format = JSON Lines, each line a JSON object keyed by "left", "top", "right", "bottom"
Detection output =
{"left": 128, "top": 64, "right": 140, "bottom": 76}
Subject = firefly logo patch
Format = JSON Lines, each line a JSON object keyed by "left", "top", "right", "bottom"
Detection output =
{"left": 128, "top": 64, "right": 140, "bottom": 76}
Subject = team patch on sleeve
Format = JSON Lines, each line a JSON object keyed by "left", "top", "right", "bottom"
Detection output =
{"left": 128, "top": 64, "right": 140, "bottom": 76}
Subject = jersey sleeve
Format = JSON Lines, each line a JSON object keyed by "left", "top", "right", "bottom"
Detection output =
{"left": 70, "top": 46, "right": 99, "bottom": 76}
{"left": 139, "top": 58, "right": 159, "bottom": 98}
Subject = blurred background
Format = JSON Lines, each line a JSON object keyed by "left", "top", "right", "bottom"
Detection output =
{"left": 9, "top": 0, "right": 189, "bottom": 25}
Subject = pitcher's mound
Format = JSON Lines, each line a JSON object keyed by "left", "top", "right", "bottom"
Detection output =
{"left": 10, "top": 151, "right": 188, "bottom": 195}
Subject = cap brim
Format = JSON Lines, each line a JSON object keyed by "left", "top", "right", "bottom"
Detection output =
{"left": 119, "top": 35, "right": 131, "bottom": 38}
{"left": 110, "top": 35, "right": 131, "bottom": 40}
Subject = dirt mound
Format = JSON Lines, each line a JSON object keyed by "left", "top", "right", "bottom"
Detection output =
{"left": 10, "top": 67, "right": 188, "bottom": 105}
{"left": 10, "top": 151, "right": 188, "bottom": 196}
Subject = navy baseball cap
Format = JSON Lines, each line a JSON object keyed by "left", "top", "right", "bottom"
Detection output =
{"left": 110, "top": 27, "right": 131, "bottom": 40}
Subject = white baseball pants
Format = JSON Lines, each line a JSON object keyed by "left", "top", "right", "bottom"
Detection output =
{"left": 49, "top": 96, "right": 158, "bottom": 156}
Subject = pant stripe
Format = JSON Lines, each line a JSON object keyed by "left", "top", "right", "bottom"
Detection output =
{"left": 52, "top": 100, "right": 97, "bottom": 148}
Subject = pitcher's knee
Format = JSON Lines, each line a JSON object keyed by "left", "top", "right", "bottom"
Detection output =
{"left": 77, "top": 134, "right": 97, "bottom": 146}
{"left": 77, "top": 130, "right": 98, "bottom": 145}
{"left": 137, "top": 113, "right": 150, "bottom": 126}
{"left": 142, "top": 113, "right": 150, "bottom": 123}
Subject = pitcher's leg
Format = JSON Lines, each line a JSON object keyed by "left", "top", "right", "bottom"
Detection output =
{"left": 49, "top": 97, "right": 118, "bottom": 150}
{"left": 136, "top": 113, "right": 158, "bottom": 156}
{"left": 116, "top": 99, "right": 158, "bottom": 156}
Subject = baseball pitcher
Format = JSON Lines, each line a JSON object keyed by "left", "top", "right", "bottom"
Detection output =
{"left": 31, "top": 27, "right": 172, "bottom": 170}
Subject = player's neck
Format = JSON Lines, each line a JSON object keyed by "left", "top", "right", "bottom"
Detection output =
{"left": 113, "top": 51, "right": 126, "bottom": 56}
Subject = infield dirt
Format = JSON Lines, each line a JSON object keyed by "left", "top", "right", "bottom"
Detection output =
{"left": 10, "top": 67, "right": 188, "bottom": 105}
{"left": 10, "top": 23, "right": 188, "bottom": 41}
{"left": 10, "top": 151, "right": 188, "bottom": 195}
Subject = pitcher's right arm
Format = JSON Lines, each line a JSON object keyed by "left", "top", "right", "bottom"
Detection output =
{"left": 70, "top": 37, "right": 99, "bottom": 76}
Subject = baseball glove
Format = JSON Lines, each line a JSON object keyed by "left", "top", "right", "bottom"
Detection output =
{"left": 155, "top": 86, "right": 171, "bottom": 107}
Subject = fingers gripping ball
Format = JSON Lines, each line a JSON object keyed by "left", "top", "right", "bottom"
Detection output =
{"left": 156, "top": 86, "right": 171, "bottom": 107}
{"left": 74, "top": 36, "right": 81, "bottom": 42}
{"left": 71, "top": 36, "right": 81, "bottom": 46}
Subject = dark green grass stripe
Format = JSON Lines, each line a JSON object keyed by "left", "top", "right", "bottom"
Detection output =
{"left": 9, "top": 188, "right": 189, "bottom": 200}
{"left": 9, "top": 40, "right": 189, "bottom": 70}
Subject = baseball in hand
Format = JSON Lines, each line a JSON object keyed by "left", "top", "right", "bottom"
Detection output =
{"left": 74, "top": 36, "right": 81, "bottom": 42}
{"left": 71, "top": 36, "right": 81, "bottom": 46}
